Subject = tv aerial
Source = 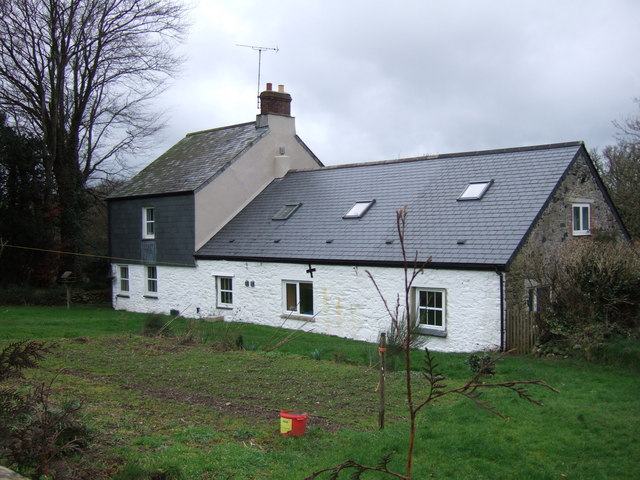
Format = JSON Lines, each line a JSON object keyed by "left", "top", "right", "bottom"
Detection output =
{"left": 237, "top": 44, "right": 279, "bottom": 108}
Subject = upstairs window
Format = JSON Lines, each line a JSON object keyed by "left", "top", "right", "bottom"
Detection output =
{"left": 143, "top": 207, "right": 155, "bottom": 239}
{"left": 283, "top": 281, "right": 314, "bottom": 315}
{"left": 119, "top": 265, "right": 130, "bottom": 292}
{"left": 572, "top": 203, "right": 591, "bottom": 236}
{"left": 344, "top": 200, "right": 375, "bottom": 219}
{"left": 273, "top": 203, "right": 301, "bottom": 220}
{"left": 458, "top": 181, "right": 493, "bottom": 201}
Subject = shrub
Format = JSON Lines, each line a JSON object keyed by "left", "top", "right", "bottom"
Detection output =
{"left": 142, "top": 314, "right": 173, "bottom": 337}
{"left": 0, "top": 340, "right": 55, "bottom": 382}
{"left": 6, "top": 383, "right": 89, "bottom": 477}
{"left": 533, "top": 239, "right": 640, "bottom": 356}
{"left": 466, "top": 352, "right": 497, "bottom": 376}
{"left": 384, "top": 316, "right": 424, "bottom": 372}
{"left": 310, "top": 348, "right": 324, "bottom": 360}
{"left": 210, "top": 322, "right": 244, "bottom": 351}
{"left": 0, "top": 341, "right": 90, "bottom": 478}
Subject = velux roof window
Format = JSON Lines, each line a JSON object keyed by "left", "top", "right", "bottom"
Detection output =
{"left": 458, "top": 180, "right": 493, "bottom": 201}
{"left": 272, "top": 203, "right": 301, "bottom": 220}
{"left": 343, "top": 200, "right": 375, "bottom": 219}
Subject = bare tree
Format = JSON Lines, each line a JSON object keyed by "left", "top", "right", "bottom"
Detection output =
{"left": 0, "top": 0, "right": 187, "bottom": 267}
{"left": 305, "top": 207, "right": 558, "bottom": 480}
{"left": 595, "top": 99, "right": 640, "bottom": 239}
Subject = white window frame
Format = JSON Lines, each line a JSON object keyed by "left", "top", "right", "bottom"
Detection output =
{"left": 458, "top": 181, "right": 493, "bottom": 201}
{"left": 216, "top": 276, "right": 234, "bottom": 308}
{"left": 118, "top": 265, "right": 130, "bottom": 293}
{"left": 415, "top": 288, "right": 446, "bottom": 335}
{"left": 343, "top": 200, "right": 375, "bottom": 219}
{"left": 283, "top": 280, "right": 314, "bottom": 316}
{"left": 572, "top": 203, "right": 591, "bottom": 236}
{"left": 142, "top": 206, "right": 155, "bottom": 239}
{"left": 146, "top": 266, "right": 158, "bottom": 294}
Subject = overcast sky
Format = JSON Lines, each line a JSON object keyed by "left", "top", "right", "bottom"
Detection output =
{"left": 143, "top": 0, "right": 640, "bottom": 169}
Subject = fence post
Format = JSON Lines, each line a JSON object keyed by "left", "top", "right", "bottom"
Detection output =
{"left": 378, "top": 332, "right": 386, "bottom": 430}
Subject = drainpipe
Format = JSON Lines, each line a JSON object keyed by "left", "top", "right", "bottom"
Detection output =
{"left": 496, "top": 269, "right": 505, "bottom": 352}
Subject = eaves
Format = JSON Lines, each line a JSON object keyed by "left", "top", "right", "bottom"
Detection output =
{"left": 193, "top": 253, "right": 507, "bottom": 272}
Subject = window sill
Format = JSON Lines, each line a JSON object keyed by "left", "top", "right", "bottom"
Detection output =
{"left": 116, "top": 294, "right": 130, "bottom": 298}
{"left": 143, "top": 295, "right": 159, "bottom": 299}
{"left": 417, "top": 327, "right": 447, "bottom": 337}
{"left": 216, "top": 305, "right": 234, "bottom": 310}
{"left": 572, "top": 231, "right": 591, "bottom": 236}
{"left": 280, "top": 313, "right": 315, "bottom": 322}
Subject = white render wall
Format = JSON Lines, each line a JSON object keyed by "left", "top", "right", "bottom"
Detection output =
{"left": 112, "top": 260, "right": 502, "bottom": 353}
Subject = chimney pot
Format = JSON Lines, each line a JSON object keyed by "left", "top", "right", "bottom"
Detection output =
{"left": 266, "top": 82, "right": 273, "bottom": 91}
{"left": 278, "top": 84, "right": 285, "bottom": 93}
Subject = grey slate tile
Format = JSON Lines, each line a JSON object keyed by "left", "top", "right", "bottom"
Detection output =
{"left": 111, "top": 122, "right": 268, "bottom": 198}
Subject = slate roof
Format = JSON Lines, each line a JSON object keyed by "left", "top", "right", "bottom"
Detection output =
{"left": 196, "top": 142, "right": 586, "bottom": 268}
{"left": 111, "top": 122, "right": 268, "bottom": 198}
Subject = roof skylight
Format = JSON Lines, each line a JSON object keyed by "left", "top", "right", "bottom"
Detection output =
{"left": 343, "top": 200, "right": 375, "bottom": 219}
{"left": 272, "top": 203, "right": 301, "bottom": 220}
{"left": 458, "top": 181, "right": 493, "bottom": 201}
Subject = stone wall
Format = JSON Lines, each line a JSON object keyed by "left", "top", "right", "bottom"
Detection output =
{"left": 505, "top": 152, "right": 626, "bottom": 311}
{"left": 112, "top": 260, "right": 502, "bottom": 353}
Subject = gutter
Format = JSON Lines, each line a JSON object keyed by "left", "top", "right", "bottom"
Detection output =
{"left": 193, "top": 254, "right": 508, "bottom": 272}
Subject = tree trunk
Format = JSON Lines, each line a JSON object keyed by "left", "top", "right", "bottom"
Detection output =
{"left": 53, "top": 143, "right": 86, "bottom": 274}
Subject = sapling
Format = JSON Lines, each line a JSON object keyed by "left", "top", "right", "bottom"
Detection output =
{"left": 305, "top": 206, "right": 558, "bottom": 480}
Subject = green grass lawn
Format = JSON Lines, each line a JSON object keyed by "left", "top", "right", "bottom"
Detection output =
{"left": 1, "top": 306, "right": 639, "bottom": 479}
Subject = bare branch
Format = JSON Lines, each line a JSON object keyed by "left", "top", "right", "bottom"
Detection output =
{"left": 416, "top": 350, "right": 560, "bottom": 417}
{"left": 303, "top": 456, "right": 409, "bottom": 480}
{"left": 0, "top": 0, "right": 188, "bottom": 256}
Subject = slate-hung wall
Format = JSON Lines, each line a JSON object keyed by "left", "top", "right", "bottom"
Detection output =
{"left": 112, "top": 260, "right": 502, "bottom": 353}
{"left": 109, "top": 193, "right": 196, "bottom": 267}
{"left": 505, "top": 152, "right": 627, "bottom": 311}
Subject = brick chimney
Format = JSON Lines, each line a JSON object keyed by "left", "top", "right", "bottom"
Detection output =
{"left": 260, "top": 83, "right": 291, "bottom": 116}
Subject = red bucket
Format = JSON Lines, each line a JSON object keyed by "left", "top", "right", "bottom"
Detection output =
{"left": 280, "top": 410, "right": 308, "bottom": 437}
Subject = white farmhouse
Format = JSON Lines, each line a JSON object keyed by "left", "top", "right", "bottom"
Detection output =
{"left": 108, "top": 85, "right": 629, "bottom": 352}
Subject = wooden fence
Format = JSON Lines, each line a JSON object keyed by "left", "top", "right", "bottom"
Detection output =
{"left": 505, "top": 310, "right": 540, "bottom": 354}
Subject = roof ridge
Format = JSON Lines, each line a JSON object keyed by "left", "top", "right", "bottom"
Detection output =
{"left": 291, "top": 141, "right": 585, "bottom": 173}
{"left": 185, "top": 121, "right": 259, "bottom": 137}
{"left": 417, "top": 140, "right": 585, "bottom": 161}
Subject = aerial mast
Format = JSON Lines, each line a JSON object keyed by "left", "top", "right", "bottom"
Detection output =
{"left": 236, "top": 44, "right": 279, "bottom": 108}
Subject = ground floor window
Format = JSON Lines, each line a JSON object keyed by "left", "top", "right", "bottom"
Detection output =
{"left": 217, "top": 276, "right": 233, "bottom": 307}
{"left": 283, "top": 281, "right": 313, "bottom": 315}
{"left": 416, "top": 288, "right": 446, "bottom": 334}
{"left": 146, "top": 266, "right": 158, "bottom": 294}
{"left": 119, "top": 265, "right": 129, "bottom": 292}
{"left": 527, "top": 285, "right": 551, "bottom": 313}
